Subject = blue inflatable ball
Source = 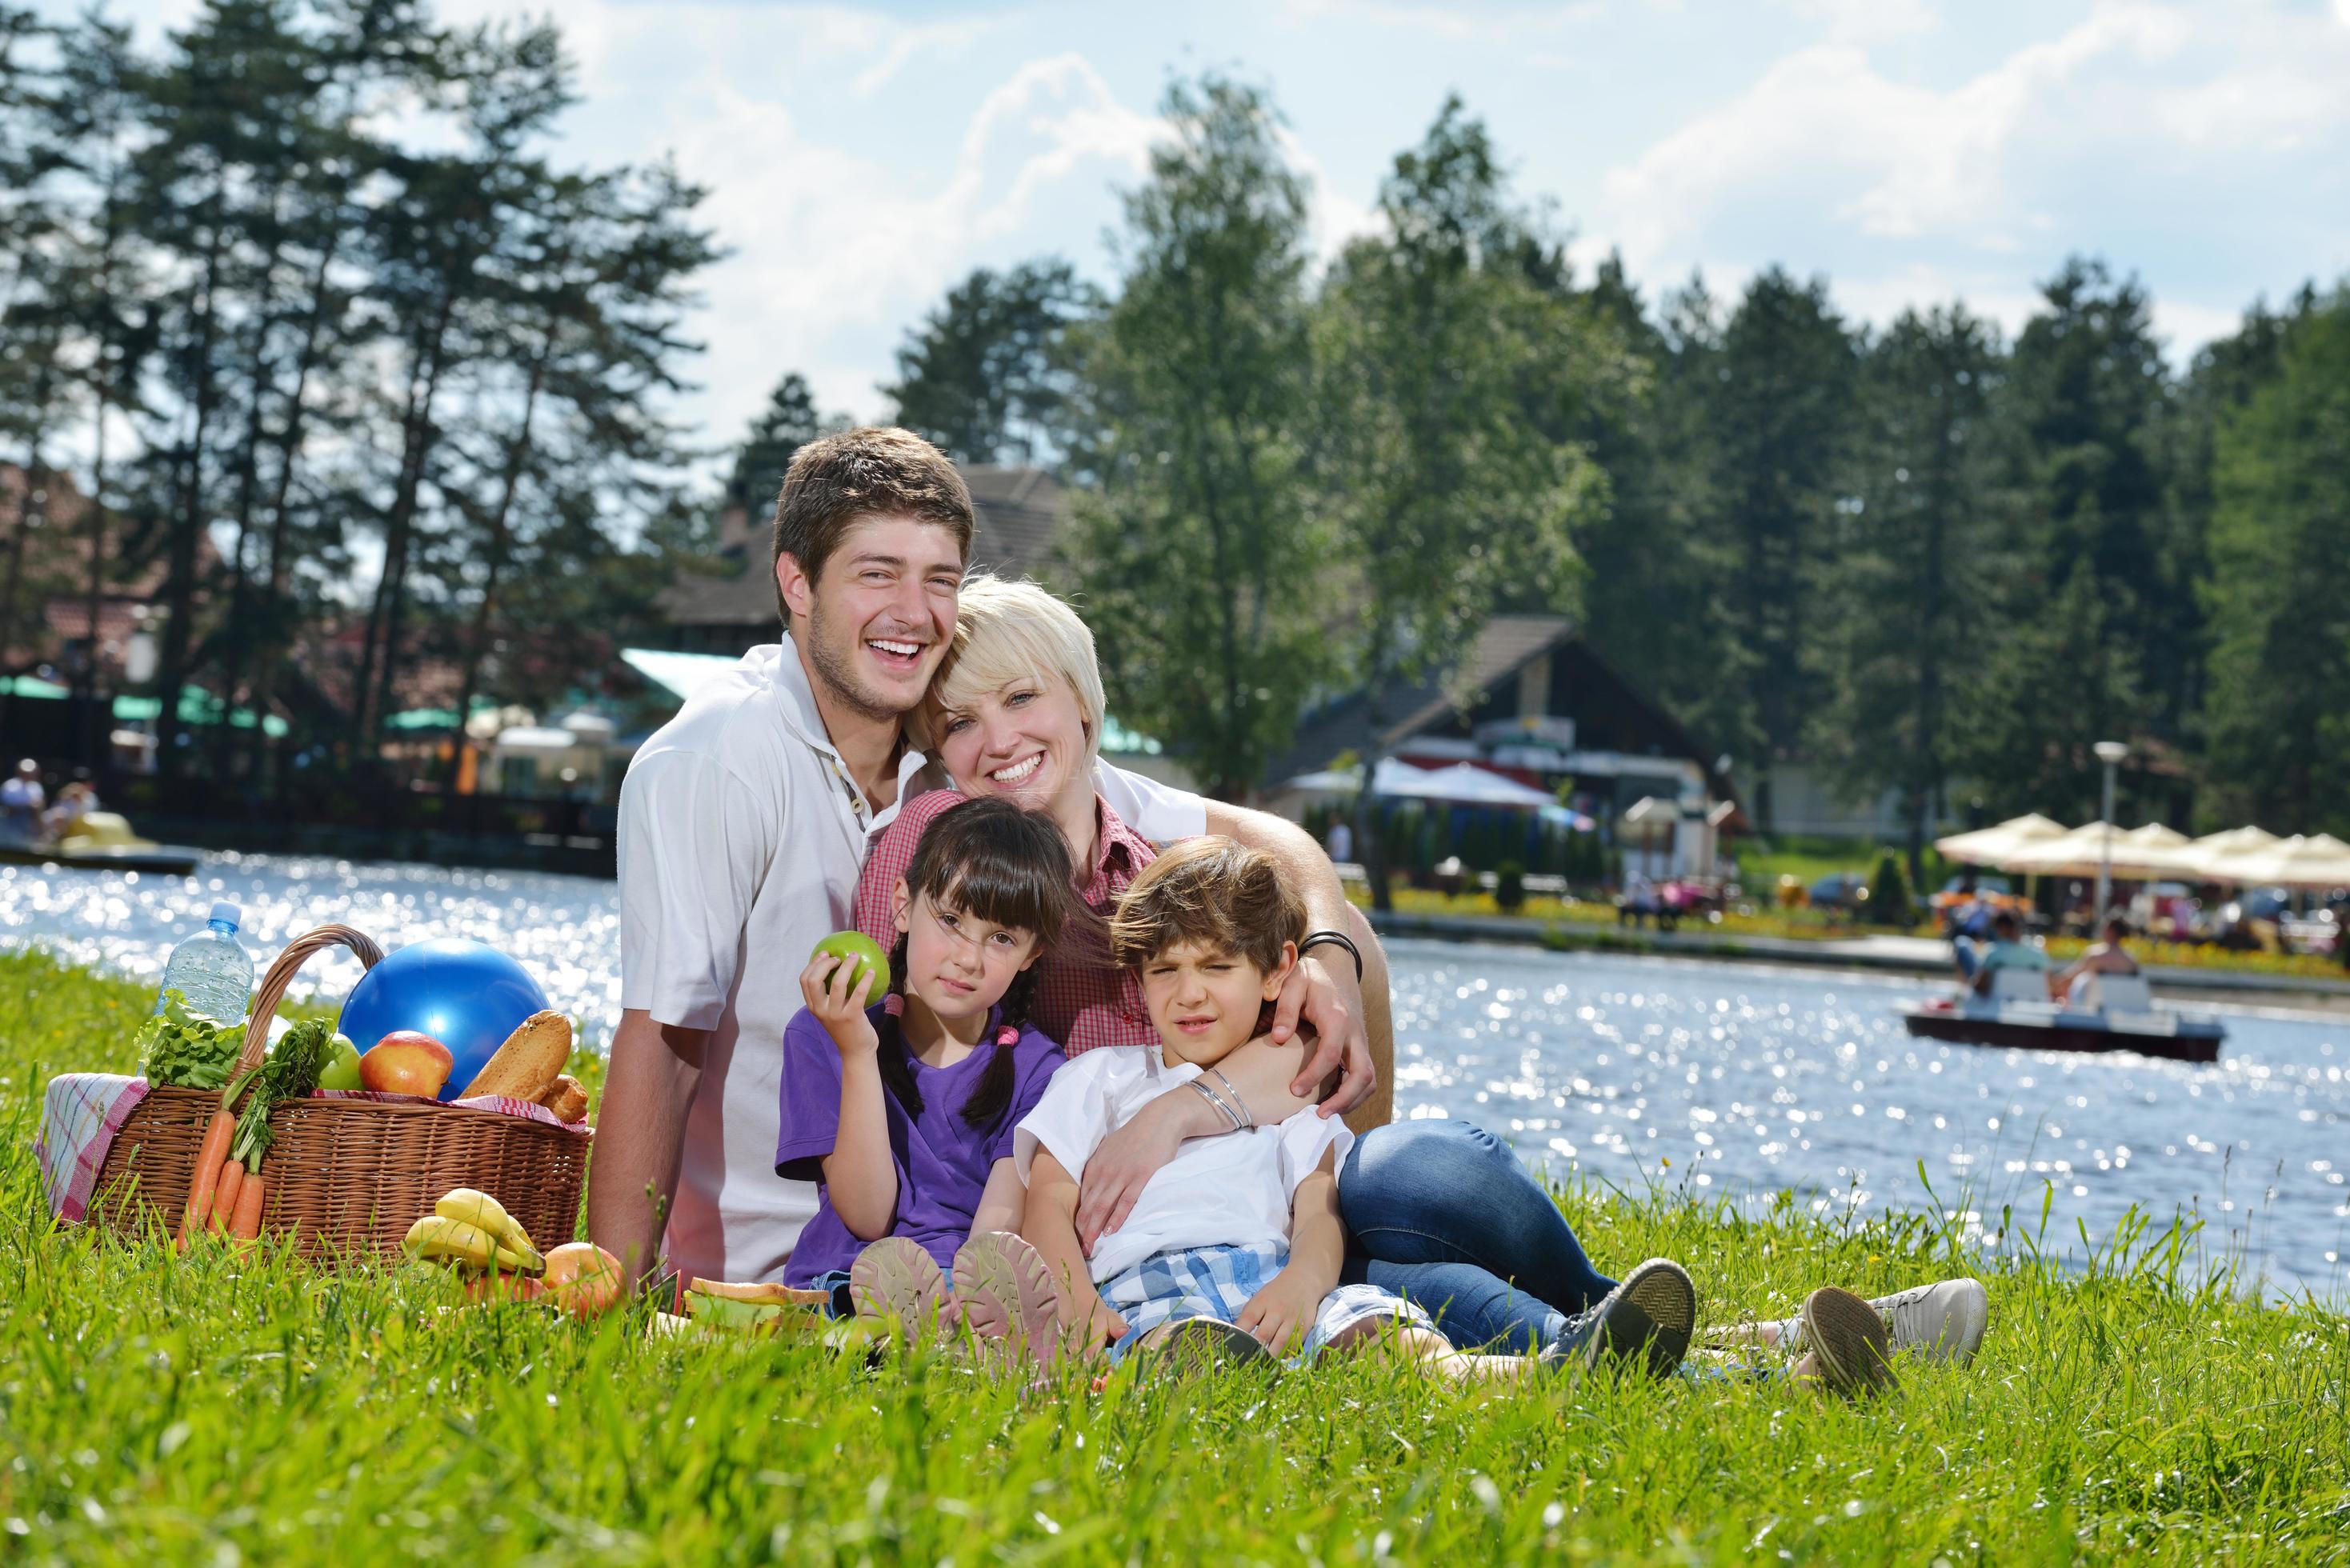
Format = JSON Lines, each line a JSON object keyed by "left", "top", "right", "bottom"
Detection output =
{"left": 337, "top": 938, "right": 550, "bottom": 1102}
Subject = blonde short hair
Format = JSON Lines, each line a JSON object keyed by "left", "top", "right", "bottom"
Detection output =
{"left": 912, "top": 574, "right": 1107, "bottom": 771}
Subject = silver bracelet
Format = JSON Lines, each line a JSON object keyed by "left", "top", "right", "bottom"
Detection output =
{"left": 1208, "top": 1066, "right": 1256, "bottom": 1130}
{"left": 1188, "top": 1076, "right": 1243, "bottom": 1132}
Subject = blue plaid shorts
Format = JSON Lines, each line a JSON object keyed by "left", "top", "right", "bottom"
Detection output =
{"left": 1098, "top": 1242, "right": 1433, "bottom": 1366}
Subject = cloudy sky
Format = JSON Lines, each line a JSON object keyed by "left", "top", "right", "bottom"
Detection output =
{"left": 64, "top": 0, "right": 2350, "bottom": 454}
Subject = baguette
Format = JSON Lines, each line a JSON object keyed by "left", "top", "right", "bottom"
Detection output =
{"left": 534, "top": 1073, "right": 589, "bottom": 1124}
{"left": 459, "top": 1010, "right": 572, "bottom": 1102}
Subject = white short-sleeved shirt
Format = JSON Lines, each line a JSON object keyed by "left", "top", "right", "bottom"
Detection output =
{"left": 1013, "top": 1046, "right": 1351, "bottom": 1284}
{"left": 618, "top": 637, "right": 1209, "bottom": 1285}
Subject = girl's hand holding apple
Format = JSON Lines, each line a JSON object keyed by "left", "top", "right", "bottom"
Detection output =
{"left": 799, "top": 951, "right": 881, "bottom": 1059}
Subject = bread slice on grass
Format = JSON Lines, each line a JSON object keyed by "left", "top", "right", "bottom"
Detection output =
{"left": 460, "top": 1011, "right": 571, "bottom": 1102}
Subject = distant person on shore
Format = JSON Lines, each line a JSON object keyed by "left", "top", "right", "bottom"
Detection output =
{"left": 1, "top": 759, "right": 44, "bottom": 847}
{"left": 1324, "top": 817, "right": 1353, "bottom": 866}
{"left": 1960, "top": 910, "right": 2054, "bottom": 998}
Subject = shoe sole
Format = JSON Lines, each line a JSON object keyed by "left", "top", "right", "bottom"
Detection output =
{"left": 953, "top": 1231, "right": 1062, "bottom": 1367}
{"left": 1587, "top": 1258, "right": 1697, "bottom": 1378}
{"left": 1138, "top": 1316, "right": 1273, "bottom": 1378}
{"left": 849, "top": 1237, "right": 946, "bottom": 1346}
{"left": 1802, "top": 1286, "right": 1896, "bottom": 1398}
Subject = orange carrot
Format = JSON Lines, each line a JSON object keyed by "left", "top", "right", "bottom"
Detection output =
{"left": 179, "top": 1110, "right": 237, "bottom": 1242}
{"left": 210, "top": 1160, "right": 245, "bottom": 1232}
{"left": 230, "top": 1173, "right": 265, "bottom": 1240}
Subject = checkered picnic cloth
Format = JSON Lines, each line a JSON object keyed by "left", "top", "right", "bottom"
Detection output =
{"left": 855, "top": 789, "right": 1163, "bottom": 1056}
{"left": 36, "top": 1073, "right": 150, "bottom": 1222}
{"left": 1096, "top": 1241, "right": 1432, "bottom": 1366}
{"left": 34, "top": 1074, "right": 585, "bottom": 1222}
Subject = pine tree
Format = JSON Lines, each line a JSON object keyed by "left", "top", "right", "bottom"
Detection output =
{"left": 1309, "top": 96, "right": 1603, "bottom": 906}
{"left": 883, "top": 259, "right": 1095, "bottom": 466}
{"left": 2198, "top": 288, "right": 2350, "bottom": 834}
{"left": 1061, "top": 75, "right": 1330, "bottom": 800}
{"left": 1808, "top": 304, "right": 2005, "bottom": 882}
{"left": 724, "top": 373, "right": 830, "bottom": 520}
{"left": 1703, "top": 269, "right": 1858, "bottom": 822}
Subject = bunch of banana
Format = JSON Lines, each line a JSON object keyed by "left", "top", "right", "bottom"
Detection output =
{"left": 402, "top": 1188, "right": 546, "bottom": 1277}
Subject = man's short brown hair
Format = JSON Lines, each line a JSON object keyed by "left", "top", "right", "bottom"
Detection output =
{"left": 1111, "top": 837, "right": 1307, "bottom": 977}
{"left": 772, "top": 426, "right": 976, "bottom": 626}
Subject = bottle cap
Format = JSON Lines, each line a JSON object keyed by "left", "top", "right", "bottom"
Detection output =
{"left": 209, "top": 901, "right": 242, "bottom": 930}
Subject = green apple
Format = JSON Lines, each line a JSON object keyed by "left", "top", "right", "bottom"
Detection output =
{"left": 811, "top": 930, "right": 891, "bottom": 995}
{"left": 315, "top": 1031, "right": 364, "bottom": 1091}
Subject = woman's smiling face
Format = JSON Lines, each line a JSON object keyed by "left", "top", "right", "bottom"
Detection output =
{"left": 934, "top": 677, "right": 1092, "bottom": 815}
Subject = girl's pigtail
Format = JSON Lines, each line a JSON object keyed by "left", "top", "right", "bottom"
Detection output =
{"left": 958, "top": 964, "right": 1038, "bottom": 1130}
{"left": 875, "top": 933, "right": 924, "bottom": 1119}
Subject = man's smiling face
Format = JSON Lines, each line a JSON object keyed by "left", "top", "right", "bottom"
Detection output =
{"left": 780, "top": 514, "right": 963, "bottom": 722}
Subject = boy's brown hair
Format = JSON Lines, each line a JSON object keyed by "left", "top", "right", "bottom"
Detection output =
{"left": 1111, "top": 837, "right": 1307, "bottom": 976}
{"left": 771, "top": 426, "right": 976, "bottom": 626}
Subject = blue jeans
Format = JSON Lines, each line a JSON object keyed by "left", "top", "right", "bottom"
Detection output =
{"left": 1336, "top": 1120, "right": 1616, "bottom": 1354}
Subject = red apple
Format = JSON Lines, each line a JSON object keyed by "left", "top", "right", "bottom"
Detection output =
{"left": 542, "top": 1242, "right": 623, "bottom": 1318}
{"left": 360, "top": 1030, "right": 454, "bottom": 1098}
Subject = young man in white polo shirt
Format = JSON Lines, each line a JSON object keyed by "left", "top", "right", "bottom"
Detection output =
{"left": 590, "top": 427, "right": 1382, "bottom": 1287}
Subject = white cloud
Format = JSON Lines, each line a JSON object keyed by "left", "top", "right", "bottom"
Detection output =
{"left": 1601, "top": 6, "right": 2198, "bottom": 261}
{"left": 1782, "top": 0, "right": 1938, "bottom": 46}
{"left": 669, "top": 50, "right": 1161, "bottom": 427}
{"left": 1275, "top": 0, "right": 1599, "bottom": 40}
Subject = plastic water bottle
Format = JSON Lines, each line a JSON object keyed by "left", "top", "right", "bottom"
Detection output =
{"left": 154, "top": 901, "right": 254, "bottom": 1024}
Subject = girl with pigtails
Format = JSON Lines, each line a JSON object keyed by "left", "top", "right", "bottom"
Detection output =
{"left": 775, "top": 794, "right": 1080, "bottom": 1344}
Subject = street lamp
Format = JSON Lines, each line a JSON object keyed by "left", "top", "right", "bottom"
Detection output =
{"left": 2093, "top": 740, "right": 2129, "bottom": 918}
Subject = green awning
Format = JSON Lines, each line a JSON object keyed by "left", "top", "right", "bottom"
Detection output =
{"left": 0, "top": 675, "right": 72, "bottom": 699}
{"left": 111, "top": 686, "right": 287, "bottom": 738}
{"left": 386, "top": 698, "right": 498, "bottom": 732}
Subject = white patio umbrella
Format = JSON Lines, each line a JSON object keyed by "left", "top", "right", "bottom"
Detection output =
{"left": 2204, "top": 833, "right": 2350, "bottom": 890}
{"left": 1934, "top": 813, "right": 2069, "bottom": 866}
{"left": 2000, "top": 822, "right": 2192, "bottom": 879}
{"left": 1376, "top": 760, "right": 1557, "bottom": 809}
{"left": 2192, "top": 825, "right": 2279, "bottom": 859}
{"left": 2176, "top": 825, "right": 2280, "bottom": 882}
{"left": 1279, "top": 758, "right": 1556, "bottom": 809}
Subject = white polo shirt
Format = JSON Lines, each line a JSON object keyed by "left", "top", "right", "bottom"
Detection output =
{"left": 618, "top": 636, "right": 1206, "bottom": 1285}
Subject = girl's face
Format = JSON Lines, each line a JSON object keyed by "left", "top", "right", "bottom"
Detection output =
{"left": 1139, "top": 938, "right": 1295, "bottom": 1069}
{"left": 891, "top": 880, "right": 1043, "bottom": 1023}
{"left": 933, "top": 676, "right": 1091, "bottom": 818}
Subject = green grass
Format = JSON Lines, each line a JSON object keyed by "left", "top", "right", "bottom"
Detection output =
{"left": 4, "top": 947, "right": 2348, "bottom": 1563}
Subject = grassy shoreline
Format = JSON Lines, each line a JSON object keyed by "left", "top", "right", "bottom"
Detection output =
{"left": 4, "top": 950, "right": 2346, "bottom": 1563}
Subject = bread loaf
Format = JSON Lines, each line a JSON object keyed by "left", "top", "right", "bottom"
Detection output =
{"left": 459, "top": 1011, "right": 571, "bottom": 1102}
{"left": 534, "top": 1072, "right": 589, "bottom": 1124}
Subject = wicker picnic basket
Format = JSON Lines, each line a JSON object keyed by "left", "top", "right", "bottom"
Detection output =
{"left": 87, "top": 923, "right": 591, "bottom": 1264}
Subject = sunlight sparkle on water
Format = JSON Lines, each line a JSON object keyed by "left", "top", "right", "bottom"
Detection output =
{"left": 6, "top": 854, "right": 2345, "bottom": 1298}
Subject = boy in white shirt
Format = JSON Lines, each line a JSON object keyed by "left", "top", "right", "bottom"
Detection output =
{"left": 1015, "top": 838, "right": 1700, "bottom": 1375}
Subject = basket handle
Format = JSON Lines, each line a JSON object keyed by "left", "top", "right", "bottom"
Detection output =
{"left": 238, "top": 924, "right": 384, "bottom": 1073}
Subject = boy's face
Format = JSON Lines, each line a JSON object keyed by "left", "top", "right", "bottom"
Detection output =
{"left": 1140, "top": 937, "right": 1294, "bottom": 1069}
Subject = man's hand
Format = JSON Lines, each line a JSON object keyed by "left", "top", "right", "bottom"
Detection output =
{"left": 1235, "top": 1270, "right": 1323, "bottom": 1354}
{"left": 799, "top": 954, "right": 880, "bottom": 1058}
{"left": 1268, "top": 951, "right": 1374, "bottom": 1118}
{"left": 1072, "top": 1097, "right": 1186, "bottom": 1253}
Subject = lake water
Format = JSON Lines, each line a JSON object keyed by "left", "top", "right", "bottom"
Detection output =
{"left": 7, "top": 852, "right": 2345, "bottom": 1300}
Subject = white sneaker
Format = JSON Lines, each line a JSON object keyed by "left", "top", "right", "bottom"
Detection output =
{"left": 1870, "top": 1278, "right": 1989, "bottom": 1365}
{"left": 1739, "top": 1277, "right": 1989, "bottom": 1366}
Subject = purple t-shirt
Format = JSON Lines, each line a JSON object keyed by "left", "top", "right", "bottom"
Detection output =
{"left": 776, "top": 1002, "right": 1064, "bottom": 1285}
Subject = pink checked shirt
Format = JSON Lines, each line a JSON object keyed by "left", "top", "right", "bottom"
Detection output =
{"left": 854, "top": 788, "right": 1162, "bottom": 1056}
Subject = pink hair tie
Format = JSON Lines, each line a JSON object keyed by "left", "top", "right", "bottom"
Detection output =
{"left": 881, "top": 993, "right": 906, "bottom": 1018}
{"left": 996, "top": 1023, "right": 1020, "bottom": 1047}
